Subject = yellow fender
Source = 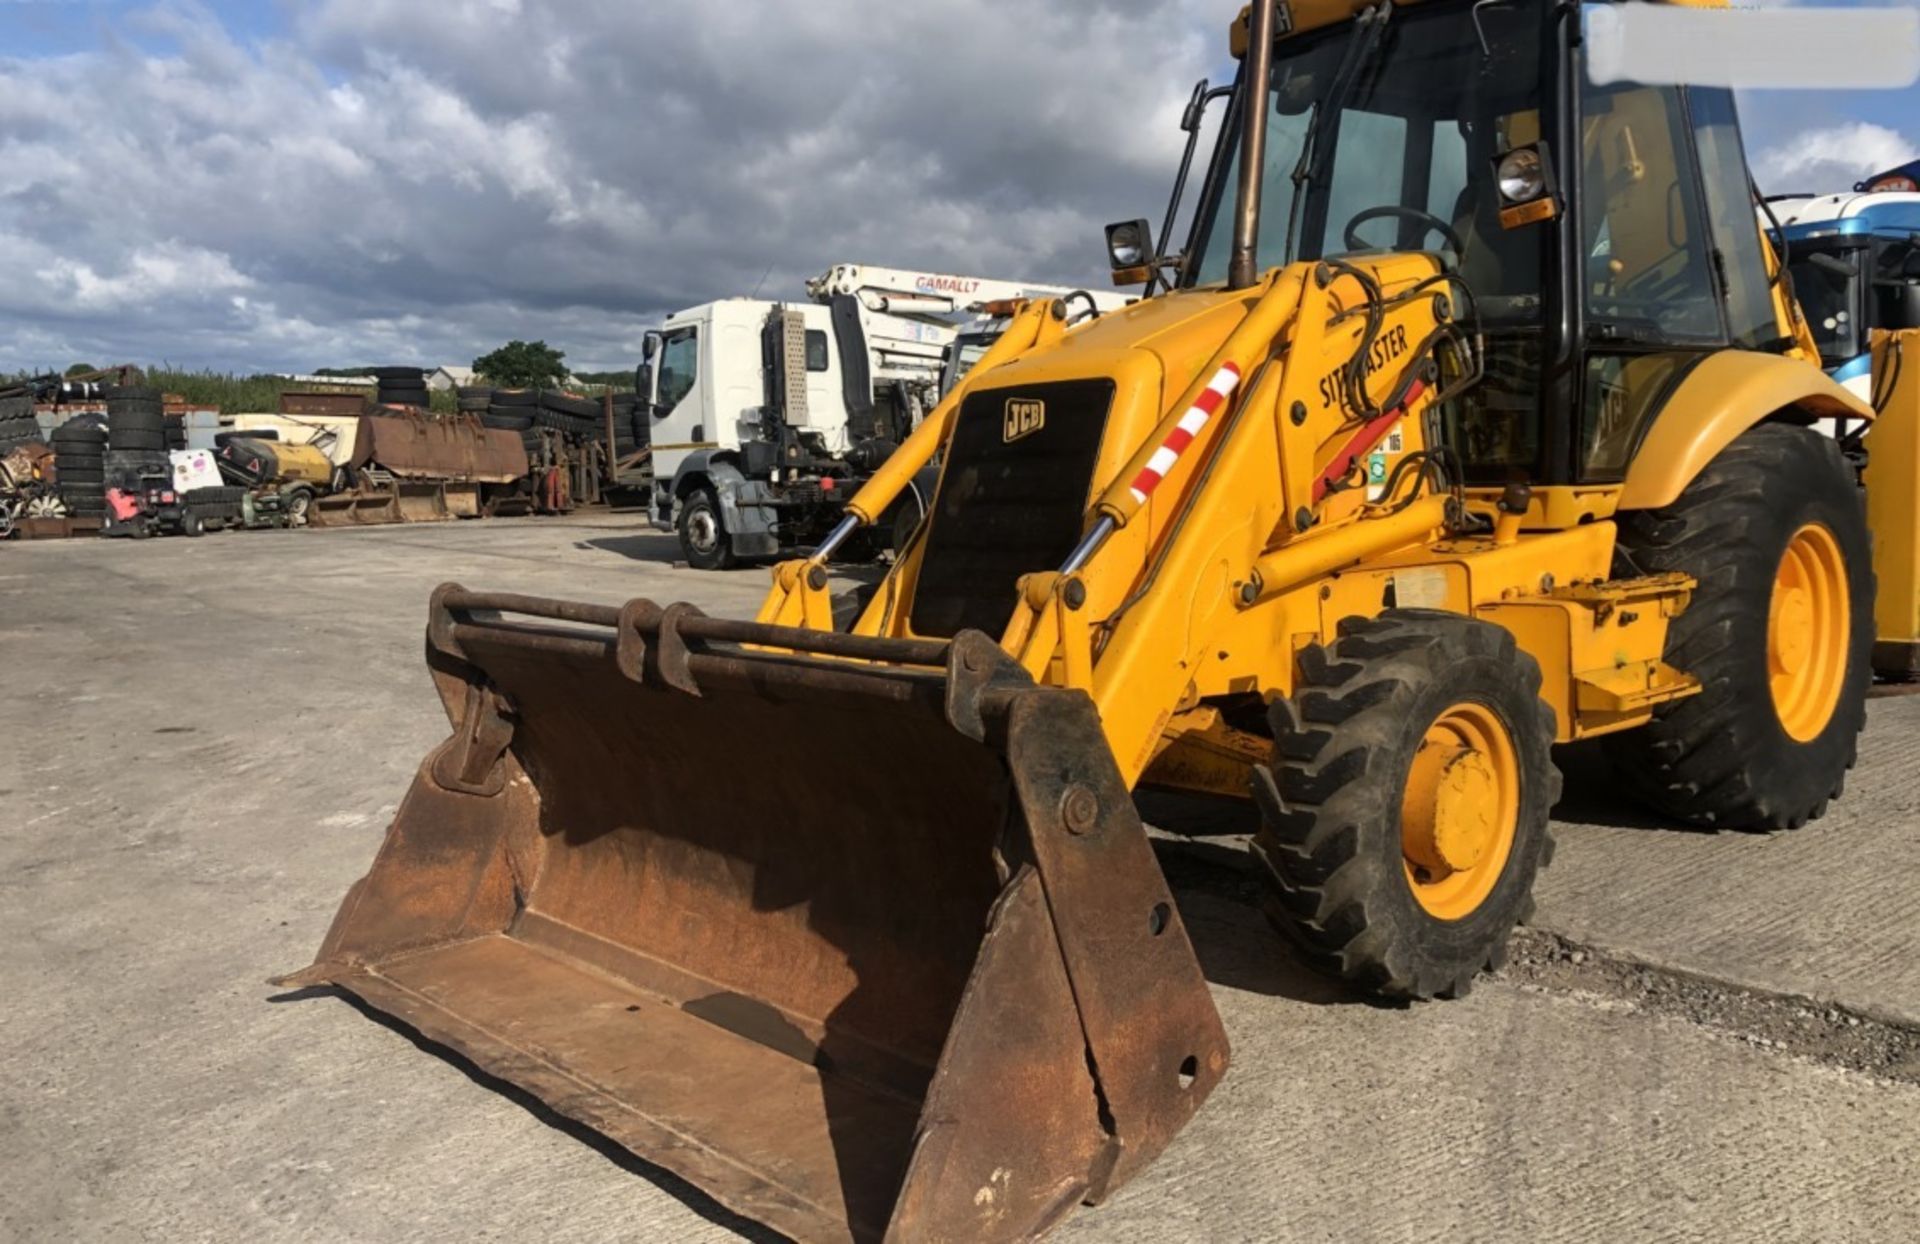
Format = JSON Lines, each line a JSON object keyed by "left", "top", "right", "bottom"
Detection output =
{"left": 1619, "top": 349, "right": 1871, "bottom": 511}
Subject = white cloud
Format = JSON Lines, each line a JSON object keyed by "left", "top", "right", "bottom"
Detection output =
{"left": 50, "top": 242, "right": 253, "bottom": 312}
{"left": 1752, "top": 120, "right": 1919, "bottom": 194}
{"left": 0, "top": 0, "right": 1223, "bottom": 373}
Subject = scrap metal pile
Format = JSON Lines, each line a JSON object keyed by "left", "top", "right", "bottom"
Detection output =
{"left": 468, "top": 384, "right": 649, "bottom": 513}
{"left": 0, "top": 365, "right": 650, "bottom": 542}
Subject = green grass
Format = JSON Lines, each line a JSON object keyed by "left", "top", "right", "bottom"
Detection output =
{"left": 144, "top": 369, "right": 307, "bottom": 412}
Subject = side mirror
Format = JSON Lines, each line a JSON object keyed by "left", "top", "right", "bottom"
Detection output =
{"left": 641, "top": 331, "right": 662, "bottom": 361}
{"left": 1179, "top": 79, "right": 1210, "bottom": 134}
{"left": 1105, "top": 218, "right": 1154, "bottom": 286}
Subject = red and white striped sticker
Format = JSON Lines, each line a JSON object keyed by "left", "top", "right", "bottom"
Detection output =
{"left": 1127, "top": 361, "right": 1243, "bottom": 505}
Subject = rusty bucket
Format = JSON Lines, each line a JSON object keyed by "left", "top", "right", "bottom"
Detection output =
{"left": 281, "top": 586, "right": 1228, "bottom": 1242}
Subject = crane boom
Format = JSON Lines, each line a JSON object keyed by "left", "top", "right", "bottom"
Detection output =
{"left": 807, "top": 262, "right": 1130, "bottom": 317}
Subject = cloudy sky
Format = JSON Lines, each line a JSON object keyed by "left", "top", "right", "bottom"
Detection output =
{"left": 0, "top": 0, "right": 1914, "bottom": 376}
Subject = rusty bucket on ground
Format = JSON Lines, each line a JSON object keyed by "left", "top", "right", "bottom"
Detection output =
{"left": 310, "top": 478, "right": 451, "bottom": 526}
{"left": 281, "top": 585, "right": 1229, "bottom": 1243}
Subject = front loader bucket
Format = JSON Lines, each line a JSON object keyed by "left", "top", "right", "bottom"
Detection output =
{"left": 283, "top": 587, "right": 1228, "bottom": 1243}
{"left": 311, "top": 488, "right": 396, "bottom": 527}
{"left": 311, "top": 481, "right": 452, "bottom": 527}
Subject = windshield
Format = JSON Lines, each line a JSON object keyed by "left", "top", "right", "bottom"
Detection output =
{"left": 1789, "top": 246, "right": 1866, "bottom": 368}
{"left": 1189, "top": 0, "right": 1546, "bottom": 319}
{"left": 941, "top": 333, "right": 994, "bottom": 398}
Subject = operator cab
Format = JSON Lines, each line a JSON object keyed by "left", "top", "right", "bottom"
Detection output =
{"left": 1136, "top": 0, "right": 1796, "bottom": 490}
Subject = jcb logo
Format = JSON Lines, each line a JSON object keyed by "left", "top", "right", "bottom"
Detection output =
{"left": 1003, "top": 399, "right": 1045, "bottom": 443}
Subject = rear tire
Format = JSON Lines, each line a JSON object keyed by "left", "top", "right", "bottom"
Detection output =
{"left": 677, "top": 486, "right": 736, "bottom": 570}
{"left": 1607, "top": 423, "right": 1872, "bottom": 830}
{"left": 1251, "top": 611, "right": 1560, "bottom": 1000}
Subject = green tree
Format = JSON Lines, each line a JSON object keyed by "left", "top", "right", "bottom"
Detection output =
{"left": 473, "top": 340, "right": 568, "bottom": 389}
{"left": 65, "top": 362, "right": 99, "bottom": 377}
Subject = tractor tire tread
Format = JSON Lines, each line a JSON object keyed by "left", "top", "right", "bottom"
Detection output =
{"left": 1251, "top": 610, "right": 1559, "bottom": 1001}
{"left": 1605, "top": 424, "right": 1871, "bottom": 830}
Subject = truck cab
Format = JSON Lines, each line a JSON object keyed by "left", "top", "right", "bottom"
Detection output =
{"left": 639, "top": 296, "right": 918, "bottom": 567}
{"left": 1772, "top": 191, "right": 1920, "bottom": 403}
{"left": 638, "top": 268, "right": 1131, "bottom": 569}
{"left": 646, "top": 298, "right": 851, "bottom": 480}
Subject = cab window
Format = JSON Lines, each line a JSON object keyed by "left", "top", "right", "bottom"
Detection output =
{"left": 1690, "top": 88, "right": 1780, "bottom": 350}
{"left": 657, "top": 328, "right": 699, "bottom": 412}
{"left": 1578, "top": 77, "right": 1724, "bottom": 476}
{"left": 1579, "top": 81, "right": 1722, "bottom": 345}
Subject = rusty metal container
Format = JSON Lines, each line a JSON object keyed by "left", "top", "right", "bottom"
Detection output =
{"left": 283, "top": 587, "right": 1228, "bottom": 1242}
{"left": 351, "top": 411, "right": 526, "bottom": 483}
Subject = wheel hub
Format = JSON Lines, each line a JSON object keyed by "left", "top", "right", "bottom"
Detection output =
{"left": 1399, "top": 701, "right": 1521, "bottom": 921}
{"left": 1767, "top": 522, "right": 1848, "bottom": 742}
{"left": 687, "top": 510, "right": 719, "bottom": 553}
{"left": 1403, "top": 742, "right": 1499, "bottom": 874}
{"left": 1771, "top": 586, "right": 1813, "bottom": 677}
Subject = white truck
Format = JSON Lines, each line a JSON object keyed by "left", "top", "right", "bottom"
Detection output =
{"left": 638, "top": 264, "right": 1129, "bottom": 568}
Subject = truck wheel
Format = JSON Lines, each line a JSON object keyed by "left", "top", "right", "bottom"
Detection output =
{"left": 285, "top": 488, "right": 314, "bottom": 527}
{"left": 1251, "top": 611, "right": 1560, "bottom": 1000}
{"left": 181, "top": 511, "right": 205, "bottom": 537}
{"left": 677, "top": 486, "right": 736, "bottom": 570}
{"left": 1607, "top": 423, "right": 1872, "bottom": 830}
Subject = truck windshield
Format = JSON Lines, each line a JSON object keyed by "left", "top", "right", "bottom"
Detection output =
{"left": 1189, "top": 0, "right": 1546, "bottom": 321}
{"left": 941, "top": 332, "right": 995, "bottom": 398}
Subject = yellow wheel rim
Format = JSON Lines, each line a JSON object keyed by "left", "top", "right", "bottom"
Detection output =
{"left": 1768, "top": 523, "right": 1849, "bottom": 743}
{"left": 1400, "top": 702, "right": 1520, "bottom": 921}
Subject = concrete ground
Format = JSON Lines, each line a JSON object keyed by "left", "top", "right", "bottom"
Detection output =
{"left": 3, "top": 513, "right": 1917, "bottom": 1243}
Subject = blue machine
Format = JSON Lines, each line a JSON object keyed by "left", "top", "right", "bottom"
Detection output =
{"left": 1767, "top": 187, "right": 1920, "bottom": 401}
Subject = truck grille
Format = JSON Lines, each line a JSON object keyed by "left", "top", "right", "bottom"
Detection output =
{"left": 910, "top": 379, "right": 1115, "bottom": 639}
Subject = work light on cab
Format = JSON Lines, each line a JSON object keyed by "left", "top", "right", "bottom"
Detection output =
{"left": 1494, "top": 142, "right": 1557, "bottom": 227}
{"left": 1106, "top": 217, "right": 1155, "bottom": 284}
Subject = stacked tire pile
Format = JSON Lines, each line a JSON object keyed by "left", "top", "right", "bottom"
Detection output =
{"left": 477, "top": 389, "right": 565, "bottom": 458}
{"left": 611, "top": 391, "right": 648, "bottom": 459}
{"left": 372, "top": 367, "right": 428, "bottom": 408}
{"left": 455, "top": 385, "right": 492, "bottom": 417}
{"left": 532, "top": 389, "right": 606, "bottom": 439}
{"left": 489, "top": 390, "right": 540, "bottom": 459}
{"left": 52, "top": 416, "right": 108, "bottom": 521}
{"left": 104, "top": 385, "right": 171, "bottom": 493}
{"left": 0, "top": 391, "right": 39, "bottom": 452}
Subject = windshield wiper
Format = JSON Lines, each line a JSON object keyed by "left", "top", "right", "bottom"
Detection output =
{"left": 1284, "top": 1, "right": 1394, "bottom": 264}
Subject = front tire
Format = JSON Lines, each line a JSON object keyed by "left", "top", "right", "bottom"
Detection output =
{"left": 1607, "top": 423, "right": 1872, "bottom": 830}
{"left": 1252, "top": 611, "right": 1560, "bottom": 1000}
{"left": 677, "top": 486, "right": 736, "bottom": 570}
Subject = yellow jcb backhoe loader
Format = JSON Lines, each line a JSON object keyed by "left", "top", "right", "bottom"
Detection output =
{"left": 284, "top": 0, "right": 1920, "bottom": 1239}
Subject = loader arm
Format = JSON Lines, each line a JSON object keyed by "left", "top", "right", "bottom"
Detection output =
{"left": 756, "top": 297, "right": 1066, "bottom": 631}
{"left": 984, "top": 254, "right": 1470, "bottom": 787}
